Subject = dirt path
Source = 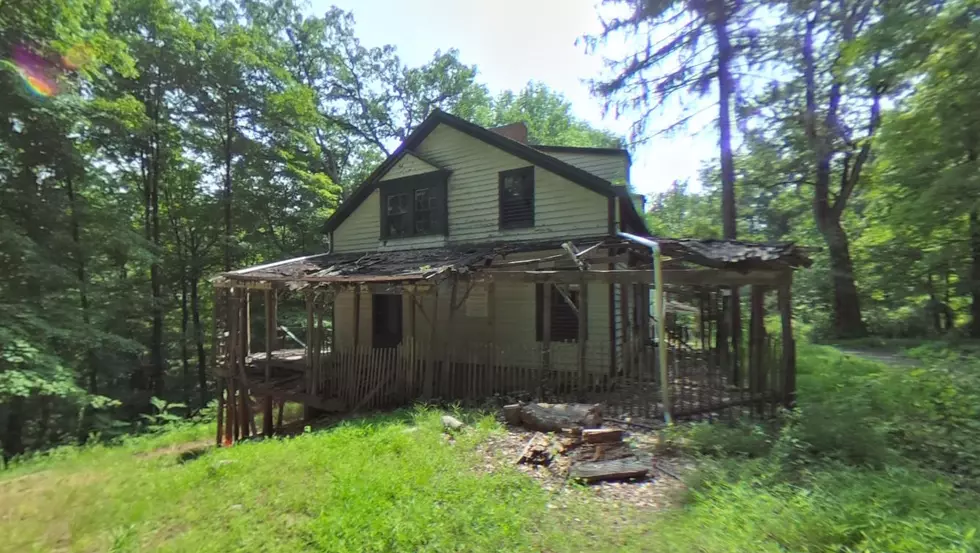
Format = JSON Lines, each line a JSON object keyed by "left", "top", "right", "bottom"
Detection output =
{"left": 835, "top": 348, "right": 920, "bottom": 367}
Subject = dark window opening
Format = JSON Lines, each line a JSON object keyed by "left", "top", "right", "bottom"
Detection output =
{"left": 385, "top": 192, "right": 410, "bottom": 238}
{"left": 380, "top": 172, "right": 447, "bottom": 239}
{"left": 535, "top": 284, "right": 582, "bottom": 342}
{"left": 499, "top": 166, "right": 534, "bottom": 229}
{"left": 372, "top": 294, "right": 403, "bottom": 348}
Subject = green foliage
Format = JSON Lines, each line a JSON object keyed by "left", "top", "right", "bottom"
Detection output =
{"left": 0, "top": 408, "right": 546, "bottom": 552}
{"left": 461, "top": 82, "right": 623, "bottom": 149}
{"left": 632, "top": 344, "right": 980, "bottom": 552}
{"left": 0, "top": 0, "right": 626, "bottom": 458}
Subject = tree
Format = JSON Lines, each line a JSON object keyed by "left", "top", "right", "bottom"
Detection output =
{"left": 585, "top": 0, "right": 750, "bottom": 239}
{"left": 462, "top": 82, "right": 624, "bottom": 148}
{"left": 874, "top": 0, "right": 980, "bottom": 336}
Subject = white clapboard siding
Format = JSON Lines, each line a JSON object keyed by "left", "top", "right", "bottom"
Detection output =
{"left": 332, "top": 123, "right": 612, "bottom": 252}
{"left": 540, "top": 150, "right": 629, "bottom": 187}
{"left": 379, "top": 154, "right": 441, "bottom": 181}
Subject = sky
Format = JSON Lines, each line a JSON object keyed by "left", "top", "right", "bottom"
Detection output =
{"left": 313, "top": 0, "right": 719, "bottom": 198}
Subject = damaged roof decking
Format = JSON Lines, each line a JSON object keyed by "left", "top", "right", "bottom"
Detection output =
{"left": 216, "top": 236, "right": 811, "bottom": 287}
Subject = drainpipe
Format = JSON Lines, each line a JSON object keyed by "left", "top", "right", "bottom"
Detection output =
{"left": 617, "top": 232, "right": 672, "bottom": 424}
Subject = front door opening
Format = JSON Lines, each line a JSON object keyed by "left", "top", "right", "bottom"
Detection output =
{"left": 372, "top": 294, "right": 403, "bottom": 348}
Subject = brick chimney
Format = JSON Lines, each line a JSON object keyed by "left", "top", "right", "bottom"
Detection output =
{"left": 489, "top": 122, "right": 528, "bottom": 144}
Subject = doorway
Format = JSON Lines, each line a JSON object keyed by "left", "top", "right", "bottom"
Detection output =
{"left": 372, "top": 294, "right": 403, "bottom": 348}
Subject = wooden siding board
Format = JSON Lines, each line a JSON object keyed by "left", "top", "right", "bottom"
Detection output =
{"left": 333, "top": 123, "right": 610, "bottom": 253}
{"left": 543, "top": 151, "right": 629, "bottom": 186}
{"left": 378, "top": 154, "right": 440, "bottom": 181}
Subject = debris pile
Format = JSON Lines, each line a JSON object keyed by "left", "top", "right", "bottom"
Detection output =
{"left": 505, "top": 402, "right": 651, "bottom": 484}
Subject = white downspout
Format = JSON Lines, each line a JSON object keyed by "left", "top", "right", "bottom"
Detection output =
{"left": 617, "top": 232, "right": 672, "bottom": 424}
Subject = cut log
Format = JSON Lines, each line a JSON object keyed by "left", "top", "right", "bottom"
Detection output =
{"left": 517, "top": 432, "right": 552, "bottom": 466}
{"left": 568, "top": 458, "right": 650, "bottom": 483}
{"left": 582, "top": 428, "right": 624, "bottom": 444}
{"left": 518, "top": 403, "right": 602, "bottom": 433}
{"left": 502, "top": 404, "right": 523, "bottom": 426}
{"left": 441, "top": 415, "right": 465, "bottom": 431}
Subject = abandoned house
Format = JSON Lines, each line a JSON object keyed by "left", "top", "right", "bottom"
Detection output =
{"left": 212, "top": 109, "right": 810, "bottom": 444}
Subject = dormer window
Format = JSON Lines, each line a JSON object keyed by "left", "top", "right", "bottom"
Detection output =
{"left": 380, "top": 172, "right": 448, "bottom": 239}
{"left": 499, "top": 166, "right": 534, "bottom": 229}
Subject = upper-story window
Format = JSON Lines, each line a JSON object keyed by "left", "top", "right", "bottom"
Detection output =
{"left": 380, "top": 172, "right": 448, "bottom": 239}
{"left": 499, "top": 166, "right": 534, "bottom": 229}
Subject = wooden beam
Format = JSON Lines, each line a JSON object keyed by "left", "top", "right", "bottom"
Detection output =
{"left": 577, "top": 279, "right": 588, "bottom": 381}
{"left": 423, "top": 284, "right": 440, "bottom": 399}
{"left": 244, "top": 290, "right": 252, "bottom": 355}
{"left": 487, "top": 281, "right": 496, "bottom": 342}
{"left": 749, "top": 285, "right": 766, "bottom": 409}
{"left": 352, "top": 286, "right": 361, "bottom": 349}
{"left": 542, "top": 283, "right": 552, "bottom": 370}
{"left": 778, "top": 277, "right": 796, "bottom": 408}
{"left": 554, "top": 284, "right": 579, "bottom": 316}
{"left": 620, "top": 283, "right": 631, "bottom": 377}
{"left": 484, "top": 268, "right": 787, "bottom": 287}
{"left": 263, "top": 289, "right": 275, "bottom": 436}
{"left": 304, "top": 291, "right": 315, "bottom": 419}
{"left": 225, "top": 289, "right": 238, "bottom": 444}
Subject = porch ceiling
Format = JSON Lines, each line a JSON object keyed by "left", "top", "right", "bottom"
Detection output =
{"left": 212, "top": 235, "right": 811, "bottom": 290}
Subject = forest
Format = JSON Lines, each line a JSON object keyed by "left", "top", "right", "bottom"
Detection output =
{"left": 1, "top": 0, "right": 978, "bottom": 462}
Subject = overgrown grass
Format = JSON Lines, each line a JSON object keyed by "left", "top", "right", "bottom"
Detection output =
{"left": 1, "top": 409, "right": 546, "bottom": 552}
{"left": 5, "top": 343, "right": 980, "bottom": 552}
{"left": 644, "top": 342, "right": 980, "bottom": 552}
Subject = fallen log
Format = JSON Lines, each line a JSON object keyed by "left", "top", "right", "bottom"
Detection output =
{"left": 502, "top": 404, "right": 522, "bottom": 426}
{"left": 518, "top": 403, "right": 602, "bottom": 432}
{"left": 582, "top": 428, "right": 624, "bottom": 444}
{"left": 568, "top": 458, "right": 650, "bottom": 483}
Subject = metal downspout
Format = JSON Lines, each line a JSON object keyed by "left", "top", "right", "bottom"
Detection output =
{"left": 617, "top": 232, "right": 672, "bottom": 424}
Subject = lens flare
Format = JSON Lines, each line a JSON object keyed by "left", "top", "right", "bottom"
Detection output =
{"left": 3, "top": 45, "right": 60, "bottom": 98}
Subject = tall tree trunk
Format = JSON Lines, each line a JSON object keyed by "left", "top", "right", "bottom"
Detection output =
{"left": 927, "top": 272, "right": 941, "bottom": 334}
{"left": 223, "top": 101, "right": 234, "bottom": 272}
{"left": 3, "top": 396, "right": 25, "bottom": 462}
{"left": 180, "top": 273, "right": 191, "bottom": 407}
{"left": 65, "top": 170, "right": 97, "bottom": 394}
{"left": 820, "top": 217, "right": 865, "bottom": 337}
{"left": 191, "top": 269, "right": 209, "bottom": 407}
{"left": 149, "top": 130, "right": 166, "bottom": 399}
{"left": 714, "top": 3, "right": 736, "bottom": 240}
{"left": 970, "top": 208, "right": 980, "bottom": 338}
{"left": 802, "top": 7, "right": 871, "bottom": 338}
{"left": 711, "top": 2, "right": 742, "bottom": 377}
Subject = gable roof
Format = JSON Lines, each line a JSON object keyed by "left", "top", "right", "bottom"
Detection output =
{"left": 532, "top": 144, "right": 629, "bottom": 157}
{"left": 323, "top": 109, "right": 645, "bottom": 234}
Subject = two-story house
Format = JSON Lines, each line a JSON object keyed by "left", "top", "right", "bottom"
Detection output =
{"left": 214, "top": 109, "right": 808, "bottom": 442}
{"left": 321, "top": 109, "right": 647, "bottom": 370}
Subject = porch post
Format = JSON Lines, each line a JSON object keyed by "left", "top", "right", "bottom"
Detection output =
{"left": 577, "top": 278, "right": 588, "bottom": 385}
{"left": 749, "top": 285, "right": 766, "bottom": 413}
{"left": 778, "top": 274, "right": 796, "bottom": 408}
{"left": 304, "top": 290, "right": 315, "bottom": 419}
{"left": 353, "top": 286, "right": 361, "bottom": 349}
{"left": 263, "top": 289, "right": 276, "bottom": 436}
{"left": 423, "top": 284, "right": 440, "bottom": 400}
{"left": 227, "top": 289, "right": 238, "bottom": 443}
{"left": 406, "top": 287, "right": 416, "bottom": 400}
{"left": 619, "top": 283, "right": 631, "bottom": 377}
{"left": 542, "top": 283, "right": 552, "bottom": 371}
{"left": 238, "top": 289, "right": 253, "bottom": 439}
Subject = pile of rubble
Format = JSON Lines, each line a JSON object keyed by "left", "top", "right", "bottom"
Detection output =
{"left": 503, "top": 402, "right": 653, "bottom": 484}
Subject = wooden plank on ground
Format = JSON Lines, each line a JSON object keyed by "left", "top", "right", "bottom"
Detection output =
{"left": 582, "top": 428, "right": 625, "bottom": 444}
{"left": 569, "top": 458, "right": 650, "bottom": 483}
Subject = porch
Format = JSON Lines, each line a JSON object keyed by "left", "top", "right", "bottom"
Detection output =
{"left": 212, "top": 235, "right": 809, "bottom": 444}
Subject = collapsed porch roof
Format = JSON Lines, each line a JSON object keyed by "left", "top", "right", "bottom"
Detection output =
{"left": 212, "top": 235, "right": 811, "bottom": 290}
